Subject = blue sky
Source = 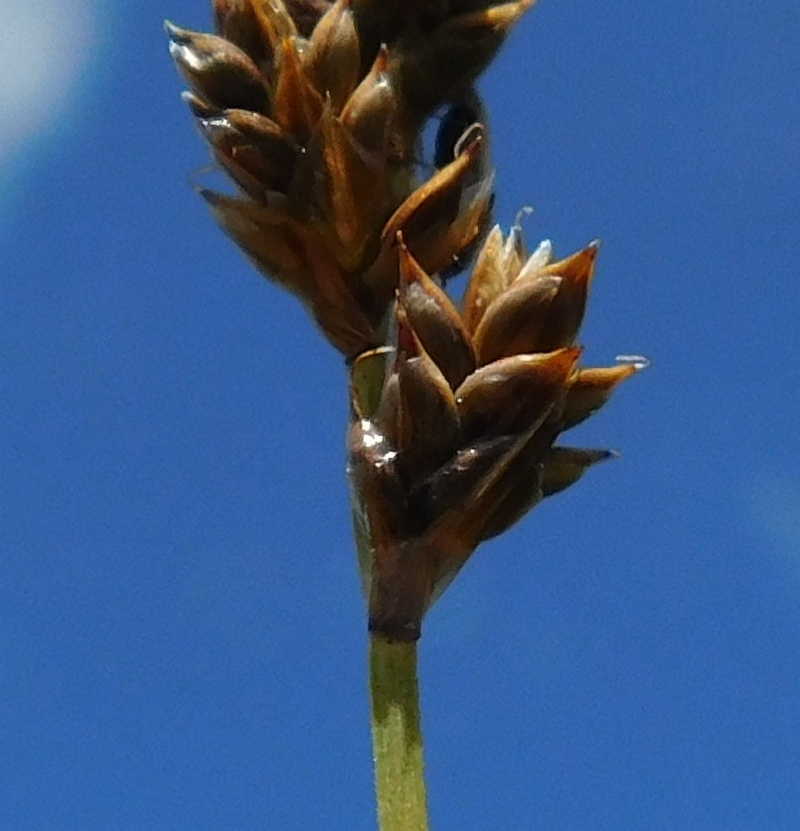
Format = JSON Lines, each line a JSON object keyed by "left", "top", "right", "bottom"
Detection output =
{"left": 1, "top": 1, "right": 799, "bottom": 828}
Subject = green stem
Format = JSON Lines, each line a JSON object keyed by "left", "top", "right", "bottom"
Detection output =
{"left": 369, "top": 634, "right": 430, "bottom": 831}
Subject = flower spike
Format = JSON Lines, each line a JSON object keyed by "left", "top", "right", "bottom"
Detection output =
{"left": 347, "top": 224, "right": 642, "bottom": 640}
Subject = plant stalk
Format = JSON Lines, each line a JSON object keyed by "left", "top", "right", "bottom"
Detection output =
{"left": 369, "top": 633, "right": 429, "bottom": 831}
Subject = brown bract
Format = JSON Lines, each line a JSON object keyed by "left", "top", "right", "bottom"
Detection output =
{"left": 348, "top": 227, "right": 642, "bottom": 640}
{"left": 167, "top": 0, "right": 529, "bottom": 356}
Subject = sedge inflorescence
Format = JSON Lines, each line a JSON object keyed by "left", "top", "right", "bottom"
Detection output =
{"left": 167, "top": 0, "right": 641, "bottom": 641}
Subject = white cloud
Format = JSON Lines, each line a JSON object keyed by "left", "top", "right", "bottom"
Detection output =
{"left": 0, "top": 0, "right": 107, "bottom": 183}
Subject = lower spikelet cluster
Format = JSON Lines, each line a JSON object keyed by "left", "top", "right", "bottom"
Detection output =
{"left": 348, "top": 226, "right": 643, "bottom": 639}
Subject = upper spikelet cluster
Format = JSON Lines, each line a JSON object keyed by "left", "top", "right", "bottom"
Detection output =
{"left": 167, "top": 0, "right": 533, "bottom": 356}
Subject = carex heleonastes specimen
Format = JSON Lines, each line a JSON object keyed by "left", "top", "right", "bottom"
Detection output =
{"left": 168, "top": 3, "right": 643, "bottom": 823}
{"left": 348, "top": 228, "right": 643, "bottom": 640}
{"left": 167, "top": 0, "right": 532, "bottom": 357}
{"left": 166, "top": 0, "right": 642, "bottom": 640}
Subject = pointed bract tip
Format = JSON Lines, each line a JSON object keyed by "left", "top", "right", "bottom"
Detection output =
{"left": 593, "top": 448, "right": 619, "bottom": 463}
{"left": 394, "top": 304, "right": 421, "bottom": 358}
{"left": 181, "top": 91, "right": 221, "bottom": 118}
{"left": 540, "top": 444, "right": 619, "bottom": 498}
{"left": 396, "top": 237, "right": 425, "bottom": 289}
{"left": 197, "top": 187, "right": 225, "bottom": 206}
{"left": 164, "top": 20, "right": 190, "bottom": 41}
{"left": 374, "top": 43, "right": 390, "bottom": 72}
